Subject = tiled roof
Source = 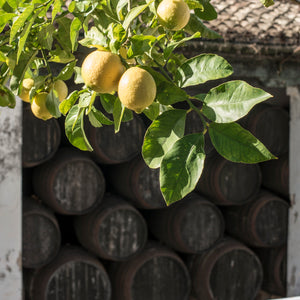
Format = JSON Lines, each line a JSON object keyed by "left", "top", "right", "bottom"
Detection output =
{"left": 207, "top": 0, "right": 300, "bottom": 46}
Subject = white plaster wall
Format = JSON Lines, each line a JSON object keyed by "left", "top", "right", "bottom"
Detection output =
{"left": 287, "top": 86, "right": 300, "bottom": 297}
{"left": 0, "top": 99, "right": 22, "bottom": 300}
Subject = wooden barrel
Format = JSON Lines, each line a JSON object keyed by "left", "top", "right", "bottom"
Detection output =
{"left": 187, "top": 237, "right": 263, "bottom": 300}
{"left": 86, "top": 115, "right": 145, "bottom": 164}
{"left": 196, "top": 154, "right": 262, "bottom": 205}
{"left": 223, "top": 190, "right": 289, "bottom": 247}
{"left": 22, "top": 104, "right": 61, "bottom": 168}
{"left": 22, "top": 167, "right": 33, "bottom": 196}
{"left": 260, "top": 153, "right": 289, "bottom": 198}
{"left": 146, "top": 192, "right": 224, "bottom": 253}
{"left": 254, "top": 246, "right": 286, "bottom": 296}
{"left": 240, "top": 103, "right": 289, "bottom": 157}
{"left": 33, "top": 147, "right": 106, "bottom": 215}
{"left": 74, "top": 193, "right": 148, "bottom": 261}
{"left": 185, "top": 110, "right": 214, "bottom": 156}
{"left": 106, "top": 156, "right": 166, "bottom": 209}
{"left": 109, "top": 241, "right": 191, "bottom": 300}
{"left": 22, "top": 197, "right": 61, "bottom": 269}
{"left": 25, "top": 246, "right": 111, "bottom": 300}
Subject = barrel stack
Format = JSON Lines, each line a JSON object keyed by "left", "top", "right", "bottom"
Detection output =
{"left": 22, "top": 91, "right": 289, "bottom": 299}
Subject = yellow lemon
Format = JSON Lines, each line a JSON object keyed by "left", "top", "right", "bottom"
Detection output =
{"left": 81, "top": 50, "right": 125, "bottom": 93}
{"left": 19, "top": 78, "right": 34, "bottom": 103}
{"left": 31, "top": 92, "right": 52, "bottom": 121}
{"left": 118, "top": 67, "right": 156, "bottom": 113}
{"left": 53, "top": 79, "right": 68, "bottom": 102}
{"left": 157, "top": 0, "right": 190, "bottom": 31}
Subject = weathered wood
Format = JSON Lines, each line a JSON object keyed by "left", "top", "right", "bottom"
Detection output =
{"left": 260, "top": 153, "right": 289, "bottom": 199}
{"left": 187, "top": 237, "right": 263, "bottom": 300}
{"left": 22, "top": 197, "right": 61, "bottom": 269}
{"left": 22, "top": 104, "right": 61, "bottom": 168}
{"left": 196, "top": 154, "right": 262, "bottom": 205}
{"left": 74, "top": 193, "right": 148, "bottom": 261}
{"left": 109, "top": 241, "right": 191, "bottom": 300}
{"left": 223, "top": 190, "right": 289, "bottom": 247}
{"left": 86, "top": 115, "right": 145, "bottom": 164}
{"left": 240, "top": 103, "right": 289, "bottom": 157}
{"left": 106, "top": 156, "right": 166, "bottom": 209}
{"left": 146, "top": 192, "right": 224, "bottom": 253}
{"left": 33, "top": 147, "right": 106, "bottom": 215}
{"left": 25, "top": 246, "right": 111, "bottom": 300}
{"left": 254, "top": 246, "right": 287, "bottom": 296}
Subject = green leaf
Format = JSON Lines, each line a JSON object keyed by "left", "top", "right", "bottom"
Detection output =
{"left": 260, "top": 0, "right": 274, "bottom": 7}
{"left": 0, "top": 13, "right": 16, "bottom": 33}
{"left": 123, "top": 2, "right": 152, "bottom": 30}
{"left": 10, "top": 50, "right": 38, "bottom": 94}
{"left": 100, "top": 93, "right": 117, "bottom": 114}
{"left": 10, "top": 5, "right": 34, "bottom": 43}
{"left": 78, "top": 92, "right": 92, "bottom": 108}
{"left": 46, "top": 89, "right": 61, "bottom": 118}
{"left": 65, "top": 105, "right": 93, "bottom": 151}
{"left": 156, "top": 81, "right": 188, "bottom": 105}
{"left": 88, "top": 106, "right": 113, "bottom": 127}
{"left": 127, "top": 35, "right": 157, "bottom": 58}
{"left": 186, "top": 0, "right": 204, "bottom": 10}
{"left": 202, "top": 80, "right": 273, "bottom": 123}
{"left": 52, "top": 0, "right": 63, "bottom": 22}
{"left": 175, "top": 53, "right": 233, "bottom": 88}
{"left": 57, "top": 60, "right": 77, "bottom": 81}
{"left": 49, "top": 48, "right": 75, "bottom": 63}
{"left": 113, "top": 97, "right": 125, "bottom": 133}
{"left": 142, "top": 109, "right": 187, "bottom": 169}
{"left": 209, "top": 122, "right": 277, "bottom": 163}
{"left": 164, "top": 32, "right": 201, "bottom": 59}
{"left": 17, "top": 9, "right": 40, "bottom": 63}
{"left": 59, "top": 90, "right": 80, "bottom": 115}
{"left": 160, "top": 133, "right": 205, "bottom": 205}
{"left": 70, "top": 17, "right": 82, "bottom": 52}
{"left": 194, "top": 2, "right": 217, "bottom": 21}
{"left": 37, "top": 24, "right": 55, "bottom": 50}
{"left": 185, "top": 14, "right": 221, "bottom": 39}
{"left": 55, "top": 17, "right": 73, "bottom": 52}
{"left": 79, "top": 26, "right": 107, "bottom": 48}
{"left": 0, "top": 85, "right": 15, "bottom": 108}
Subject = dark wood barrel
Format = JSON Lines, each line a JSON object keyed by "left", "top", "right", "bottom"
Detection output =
{"left": 74, "top": 193, "right": 148, "bottom": 261}
{"left": 86, "top": 115, "right": 145, "bottom": 164}
{"left": 260, "top": 154, "right": 289, "bottom": 198}
{"left": 240, "top": 103, "right": 289, "bottom": 157}
{"left": 254, "top": 246, "right": 286, "bottom": 296}
{"left": 22, "top": 104, "right": 61, "bottom": 168}
{"left": 109, "top": 241, "right": 191, "bottom": 300}
{"left": 196, "top": 154, "right": 262, "bottom": 205}
{"left": 146, "top": 192, "right": 224, "bottom": 253}
{"left": 22, "top": 197, "right": 61, "bottom": 269}
{"left": 223, "top": 190, "right": 289, "bottom": 247}
{"left": 187, "top": 237, "right": 263, "bottom": 300}
{"left": 106, "top": 156, "right": 166, "bottom": 209}
{"left": 185, "top": 110, "right": 214, "bottom": 156}
{"left": 25, "top": 246, "right": 111, "bottom": 300}
{"left": 33, "top": 147, "right": 106, "bottom": 215}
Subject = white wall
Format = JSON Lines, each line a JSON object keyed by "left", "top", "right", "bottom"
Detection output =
{"left": 0, "top": 99, "right": 23, "bottom": 300}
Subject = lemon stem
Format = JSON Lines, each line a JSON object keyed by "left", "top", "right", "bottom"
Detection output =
{"left": 41, "top": 49, "right": 52, "bottom": 76}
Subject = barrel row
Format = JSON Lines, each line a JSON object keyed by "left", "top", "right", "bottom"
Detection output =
{"left": 22, "top": 102, "right": 289, "bottom": 167}
{"left": 24, "top": 238, "right": 267, "bottom": 300}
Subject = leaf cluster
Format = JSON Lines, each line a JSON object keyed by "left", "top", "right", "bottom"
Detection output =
{"left": 0, "top": 0, "right": 275, "bottom": 205}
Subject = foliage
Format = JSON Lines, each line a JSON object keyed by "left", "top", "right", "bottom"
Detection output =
{"left": 0, "top": 0, "right": 275, "bottom": 205}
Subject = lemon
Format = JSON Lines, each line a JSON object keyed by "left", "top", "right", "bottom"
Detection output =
{"left": 157, "top": 0, "right": 190, "bottom": 31}
{"left": 19, "top": 78, "right": 34, "bottom": 103}
{"left": 81, "top": 50, "right": 125, "bottom": 93}
{"left": 53, "top": 79, "right": 68, "bottom": 102}
{"left": 118, "top": 67, "right": 156, "bottom": 113}
{"left": 31, "top": 92, "right": 52, "bottom": 120}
